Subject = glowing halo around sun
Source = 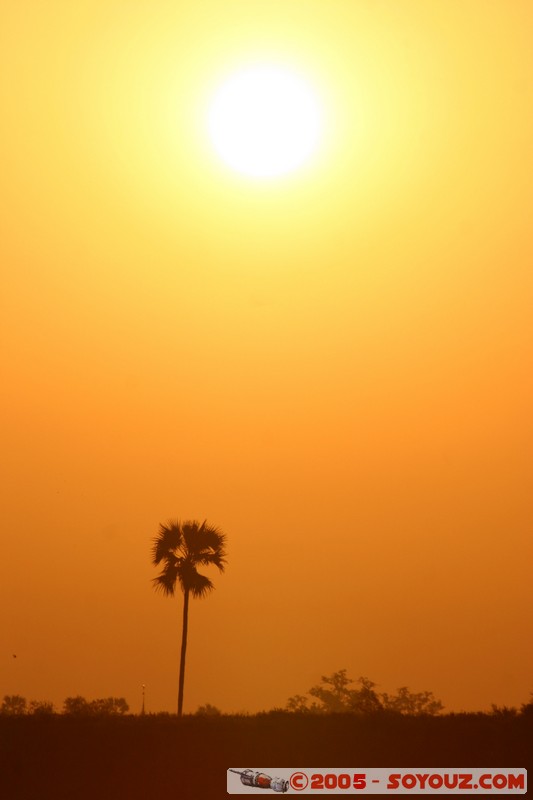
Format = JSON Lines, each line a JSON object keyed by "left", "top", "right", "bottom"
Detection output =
{"left": 208, "top": 65, "right": 322, "bottom": 179}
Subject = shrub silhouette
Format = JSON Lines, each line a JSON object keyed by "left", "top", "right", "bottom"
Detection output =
{"left": 490, "top": 703, "right": 518, "bottom": 717}
{"left": 520, "top": 694, "right": 533, "bottom": 716}
{"left": 63, "top": 696, "right": 129, "bottom": 715}
{"left": 287, "top": 669, "right": 443, "bottom": 715}
{"left": 195, "top": 704, "right": 222, "bottom": 716}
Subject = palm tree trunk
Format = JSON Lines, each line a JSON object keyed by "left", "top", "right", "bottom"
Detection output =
{"left": 177, "top": 588, "right": 189, "bottom": 716}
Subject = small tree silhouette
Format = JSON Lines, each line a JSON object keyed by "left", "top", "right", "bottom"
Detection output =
{"left": 90, "top": 698, "right": 129, "bottom": 715}
{"left": 63, "top": 696, "right": 129, "bottom": 715}
{"left": 347, "top": 676, "right": 383, "bottom": 714}
{"left": 151, "top": 519, "right": 227, "bottom": 716}
{"left": 286, "top": 694, "right": 318, "bottom": 713}
{"left": 308, "top": 669, "right": 355, "bottom": 712}
{"left": 63, "top": 696, "right": 92, "bottom": 715}
{"left": 381, "top": 686, "right": 444, "bottom": 715}
{"left": 287, "top": 670, "right": 444, "bottom": 715}
{"left": 29, "top": 700, "right": 55, "bottom": 715}
{"left": 0, "top": 695, "right": 27, "bottom": 715}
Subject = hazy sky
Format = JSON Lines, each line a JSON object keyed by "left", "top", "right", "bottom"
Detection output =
{"left": 1, "top": 0, "right": 532, "bottom": 714}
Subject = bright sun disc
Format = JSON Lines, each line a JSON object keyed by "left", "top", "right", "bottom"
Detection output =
{"left": 208, "top": 65, "right": 322, "bottom": 179}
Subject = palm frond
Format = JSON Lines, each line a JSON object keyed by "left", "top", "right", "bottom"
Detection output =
{"left": 187, "top": 523, "right": 227, "bottom": 570}
{"left": 164, "top": 552, "right": 180, "bottom": 568}
{"left": 151, "top": 521, "right": 182, "bottom": 565}
{"left": 194, "top": 550, "right": 227, "bottom": 572}
{"left": 191, "top": 523, "right": 226, "bottom": 553}
{"left": 186, "top": 571, "right": 215, "bottom": 599}
{"left": 176, "top": 559, "right": 214, "bottom": 597}
{"left": 152, "top": 560, "right": 180, "bottom": 596}
{"left": 181, "top": 520, "right": 202, "bottom": 554}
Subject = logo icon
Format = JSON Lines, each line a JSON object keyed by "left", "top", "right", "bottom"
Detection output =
{"left": 229, "top": 769, "right": 289, "bottom": 793}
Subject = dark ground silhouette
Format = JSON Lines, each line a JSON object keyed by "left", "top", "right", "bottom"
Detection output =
{"left": 0, "top": 712, "right": 530, "bottom": 800}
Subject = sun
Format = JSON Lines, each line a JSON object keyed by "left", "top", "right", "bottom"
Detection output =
{"left": 208, "top": 65, "right": 322, "bottom": 179}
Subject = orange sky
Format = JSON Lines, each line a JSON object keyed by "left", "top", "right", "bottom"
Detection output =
{"left": 1, "top": 0, "right": 532, "bottom": 714}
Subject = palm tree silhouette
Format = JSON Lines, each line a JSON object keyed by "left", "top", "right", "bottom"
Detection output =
{"left": 151, "top": 519, "right": 227, "bottom": 716}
